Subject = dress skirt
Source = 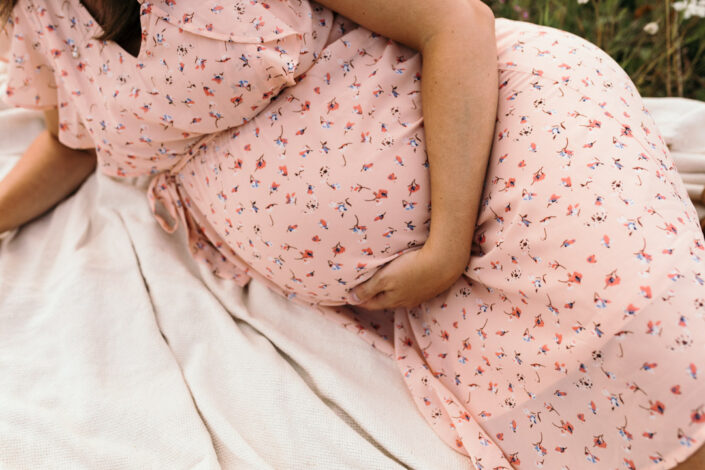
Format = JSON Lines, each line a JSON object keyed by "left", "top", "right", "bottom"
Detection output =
{"left": 172, "top": 17, "right": 705, "bottom": 469}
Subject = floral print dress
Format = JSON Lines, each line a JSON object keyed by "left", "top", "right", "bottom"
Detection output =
{"left": 2, "top": 1, "right": 705, "bottom": 468}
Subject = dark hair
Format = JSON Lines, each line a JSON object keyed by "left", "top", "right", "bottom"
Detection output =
{"left": 1, "top": 0, "right": 140, "bottom": 44}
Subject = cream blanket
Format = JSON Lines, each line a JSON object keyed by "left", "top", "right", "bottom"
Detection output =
{"left": 1, "top": 57, "right": 704, "bottom": 469}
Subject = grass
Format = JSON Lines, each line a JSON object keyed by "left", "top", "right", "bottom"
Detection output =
{"left": 484, "top": 0, "right": 705, "bottom": 100}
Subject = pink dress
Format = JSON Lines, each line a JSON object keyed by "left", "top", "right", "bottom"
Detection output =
{"left": 3, "top": 1, "right": 705, "bottom": 468}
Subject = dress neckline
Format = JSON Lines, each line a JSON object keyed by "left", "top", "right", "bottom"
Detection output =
{"left": 74, "top": 0, "right": 148, "bottom": 62}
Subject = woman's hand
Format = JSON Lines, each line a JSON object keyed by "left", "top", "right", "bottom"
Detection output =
{"left": 349, "top": 243, "right": 469, "bottom": 310}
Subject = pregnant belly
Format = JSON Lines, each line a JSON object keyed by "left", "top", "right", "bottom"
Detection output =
{"left": 177, "top": 27, "right": 430, "bottom": 305}
{"left": 180, "top": 121, "right": 431, "bottom": 305}
{"left": 176, "top": 16, "right": 700, "bottom": 313}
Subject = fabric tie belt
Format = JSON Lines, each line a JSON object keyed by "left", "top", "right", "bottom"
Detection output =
{"left": 146, "top": 134, "right": 218, "bottom": 234}
{"left": 144, "top": 133, "right": 255, "bottom": 288}
{"left": 147, "top": 171, "right": 185, "bottom": 234}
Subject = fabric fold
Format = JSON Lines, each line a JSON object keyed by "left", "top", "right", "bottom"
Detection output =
{"left": 147, "top": 171, "right": 184, "bottom": 234}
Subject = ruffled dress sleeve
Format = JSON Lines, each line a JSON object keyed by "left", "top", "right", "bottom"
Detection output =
{"left": 0, "top": 2, "right": 94, "bottom": 150}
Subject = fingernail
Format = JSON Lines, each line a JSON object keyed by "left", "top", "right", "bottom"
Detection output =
{"left": 350, "top": 292, "right": 361, "bottom": 304}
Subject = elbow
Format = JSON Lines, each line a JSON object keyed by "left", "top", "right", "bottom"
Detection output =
{"left": 470, "top": 0, "right": 495, "bottom": 21}
{"left": 465, "top": 0, "right": 496, "bottom": 34}
{"left": 416, "top": 0, "right": 495, "bottom": 52}
{"left": 462, "top": 0, "right": 497, "bottom": 50}
{"left": 422, "top": 1, "right": 496, "bottom": 52}
{"left": 439, "top": 1, "right": 495, "bottom": 36}
{"left": 455, "top": 0, "right": 495, "bottom": 35}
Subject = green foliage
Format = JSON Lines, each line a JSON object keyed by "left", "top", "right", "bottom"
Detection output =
{"left": 484, "top": 0, "right": 705, "bottom": 100}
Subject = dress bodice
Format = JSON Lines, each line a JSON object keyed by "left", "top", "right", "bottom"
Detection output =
{"left": 0, "top": 0, "right": 336, "bottom": 177}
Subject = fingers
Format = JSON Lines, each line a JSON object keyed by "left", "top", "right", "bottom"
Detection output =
{"left": 357, "top": 291, "right": 391, "bottom": 311}
{"left": 350, "top": 271, "right": 386, "bottom": 305}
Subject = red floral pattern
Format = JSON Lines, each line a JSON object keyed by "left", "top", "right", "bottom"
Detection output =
{"left": 2, "top": 1, "right": 705, "bottom": 467}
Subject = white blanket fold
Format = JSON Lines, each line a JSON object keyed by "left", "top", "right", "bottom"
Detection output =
{"left": 643, "top": 97, "right": 705, "bottom": 216}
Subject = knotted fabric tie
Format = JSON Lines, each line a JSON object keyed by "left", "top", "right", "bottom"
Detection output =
{"left": 146, "top": 134, "right": 218, "bottom": 234}
{"left": 147, "top": 171, "right": 185, "bottom": 234}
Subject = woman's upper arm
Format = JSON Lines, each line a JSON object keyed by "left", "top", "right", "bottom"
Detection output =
{"left": 42, "top": 108, "right": 96, "bottom": 156}
{"left": 313, "top": 0, "right": 494, "bottom": 51}
{"left": 43, "top": 108, "right": 59, "bottom": 139}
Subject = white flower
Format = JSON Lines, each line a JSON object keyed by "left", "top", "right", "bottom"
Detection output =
{"left": 689, "top": 3, "right": 705, "bottom": 17}
{"left": 643, "top": 21, "right": 659, "bottom": 35}
{"left": 673, "top": 0, "right": 688, "bottom": 11}
{"left": 577, "top": 0, "right": 590, "bottom": 4}
{"left": 673, "top": 0, "right": 705, "bottom": 18}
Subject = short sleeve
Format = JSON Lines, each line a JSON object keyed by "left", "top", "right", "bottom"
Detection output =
{"left": 0, "top": 2, "right": 94, "bottom": 150}
{"left": 0, "top": 5, "right": 58, "bottom": 110}
{"left": 54, "top": 94, "right": 95, "bottom": 150}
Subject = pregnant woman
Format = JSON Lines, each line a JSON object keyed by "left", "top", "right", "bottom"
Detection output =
{"left": 1, "top": 0, "right": 704, "bottom": 467}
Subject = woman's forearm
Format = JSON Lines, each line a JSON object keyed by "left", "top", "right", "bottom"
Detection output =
{"left": 420, "top": 3, "right": 498, "bottom": 272}
{"left": 0, "top": 130, "right": 96, "bottom": 233}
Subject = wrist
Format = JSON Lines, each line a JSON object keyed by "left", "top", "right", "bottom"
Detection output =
{"left": 425, "top": 213, "right": 474, "bottom": 252}
{"left": 420, "top": 236, "right": 470, "bottom": 279}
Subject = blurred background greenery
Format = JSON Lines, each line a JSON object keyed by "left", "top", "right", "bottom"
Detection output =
{"left": 483, "top": 0, "right": 705, "bottom": 100}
